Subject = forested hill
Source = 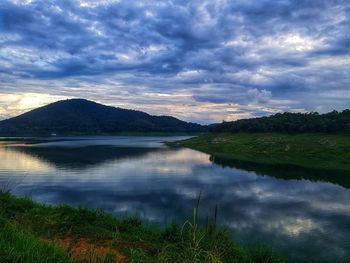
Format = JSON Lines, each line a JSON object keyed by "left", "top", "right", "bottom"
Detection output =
{"left": 0, "top": 99, "right": 207, "bottom": 136}
{"left": 211, "top": 110, "right": 350, "bottom": 133}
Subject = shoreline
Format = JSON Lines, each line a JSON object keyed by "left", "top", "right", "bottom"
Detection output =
{"left": 169, "top": 132, "right": 350, "bottom": 173}
{"left": 0, "top": 191, "right": 284, "bottom": 263}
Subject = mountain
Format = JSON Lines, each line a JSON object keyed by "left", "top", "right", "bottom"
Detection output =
{"left": 0, "top": 99, "right": 207, "bottom": 136}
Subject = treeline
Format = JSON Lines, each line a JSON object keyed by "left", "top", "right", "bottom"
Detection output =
{"left": 211, "top": 110, "right": 350, "bottom": 133}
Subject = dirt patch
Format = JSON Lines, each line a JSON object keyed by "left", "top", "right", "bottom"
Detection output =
{"left": 56, "top": 237, "right": 129, "bottom": 263}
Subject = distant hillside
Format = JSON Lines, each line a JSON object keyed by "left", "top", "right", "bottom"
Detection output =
{"left": 0, "top": 99, "right": 207, "bottom": 136}
{"left": 211, "top": 110, "right": 350, "bottom": 133}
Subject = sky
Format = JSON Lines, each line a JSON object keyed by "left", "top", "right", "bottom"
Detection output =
{"left": 0, "top": 0, "right": 349, "bottom": 124}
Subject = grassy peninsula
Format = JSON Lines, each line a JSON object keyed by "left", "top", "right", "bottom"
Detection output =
{"left": 0, "top": 191, "right": 283, "bottom": 263}
{"left": 170, "top": 110, "right": 350, "bottom": 173}
{"left": 172, "top": 133, "right": 350, "bottom": 173}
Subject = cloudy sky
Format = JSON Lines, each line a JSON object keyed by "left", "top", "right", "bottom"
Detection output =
{"left": 0, "top": 0, "right": 349, "bottom": 123}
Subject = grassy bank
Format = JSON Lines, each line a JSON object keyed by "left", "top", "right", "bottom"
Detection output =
{"left": 0, "top": 191, "right": 283, "bottom": 263}
{"left": 170, "top": 133, "right": 350, "bottom": 172}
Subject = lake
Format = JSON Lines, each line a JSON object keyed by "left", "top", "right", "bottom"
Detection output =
{"left": 0, "top": 136, "right": 349, "bottom": 263}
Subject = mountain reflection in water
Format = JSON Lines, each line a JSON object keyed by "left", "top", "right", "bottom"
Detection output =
{"left": 0, "top": 136, "right": 349, "bottom": 263}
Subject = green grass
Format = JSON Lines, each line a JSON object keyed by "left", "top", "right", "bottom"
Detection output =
{"left": 0, "top": 216, "right": 74, "bottom": 263}
{"left": 170, "top": 133, "right": 350, "bottom": 172}
{"left": 0, "top": 191, "right": 284, "bottom": 263}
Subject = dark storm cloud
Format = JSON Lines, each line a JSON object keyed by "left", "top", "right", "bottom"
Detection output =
{"left": 0, "top": 0, "right": 349, "bottom": 122}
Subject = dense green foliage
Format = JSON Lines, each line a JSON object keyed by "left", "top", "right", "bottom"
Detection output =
{"left": 0, "top": 99, "right": 206, "bottom": 136}
{"left": 172, "top": 133, "right": 350, "bottom": 172}
{"left": 211, "top": 110, "right": 350, "bottom": 133}
{"left": 0, "top": 191, "right": 284, "bottom": 263}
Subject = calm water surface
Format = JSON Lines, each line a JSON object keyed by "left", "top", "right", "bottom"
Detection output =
{"left": 0, "top": 136, "right": 349, "bottom": 263}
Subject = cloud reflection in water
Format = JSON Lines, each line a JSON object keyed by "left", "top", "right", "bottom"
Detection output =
{"left": 0, "top": 137, "right": 349, "bottom": 263}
